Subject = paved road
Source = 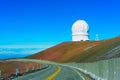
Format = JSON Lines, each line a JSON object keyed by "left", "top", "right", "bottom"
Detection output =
{"left": 12, "top": 59, "right": 84, "bottom": 80}
{"left": 14, "top": 65, "right": 57, "bottom": 80}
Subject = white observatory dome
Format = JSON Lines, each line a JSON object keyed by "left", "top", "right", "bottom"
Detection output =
{"left": 72, "top": 20, "right": 89, "bottom": 41}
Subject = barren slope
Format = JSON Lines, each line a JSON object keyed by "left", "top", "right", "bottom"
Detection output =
{"left": 27, "top": 36, "right": 120, "bottom": 63}
{"left": 0, "top": 60, "right": 42, "bottom": 77}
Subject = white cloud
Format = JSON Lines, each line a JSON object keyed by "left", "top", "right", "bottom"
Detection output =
{"left": 0, "top": 44, "right": 54, "bottom": 48}
{"left": 0, "top": 44, "right": 57, "bottom": 59}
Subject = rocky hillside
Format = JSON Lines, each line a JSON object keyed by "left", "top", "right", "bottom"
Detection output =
{"left": 0, "top": 60, "right": 42, "bottom": 77}
{"left": 27, "top": 36, "right": 120, "bottom": 63}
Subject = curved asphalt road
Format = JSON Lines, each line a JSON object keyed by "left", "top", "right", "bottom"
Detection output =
{"left": 12, "top": 59, "right": 84, "bottom": 80}
{"left": 14, "top": 65, "right": 58, "bottom": 80}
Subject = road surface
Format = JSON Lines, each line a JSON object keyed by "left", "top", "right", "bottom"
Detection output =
{"left": 13, "top": 63, "right": 83, "bottom": 80}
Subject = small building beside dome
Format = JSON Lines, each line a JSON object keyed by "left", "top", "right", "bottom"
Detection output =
{"left": 72, "top": 20, "right": 89, "bottom": 41}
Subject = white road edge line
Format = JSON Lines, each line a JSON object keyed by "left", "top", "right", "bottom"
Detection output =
{"left": 72, "top": 68, "right": 85, "bottom": 80}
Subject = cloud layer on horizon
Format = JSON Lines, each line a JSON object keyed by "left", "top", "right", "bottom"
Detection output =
{"left": 0, "top": 44, "right": 55, "bottom": 59}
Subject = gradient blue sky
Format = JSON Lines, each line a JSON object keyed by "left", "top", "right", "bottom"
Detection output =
{"left": 0, "top": 0, "right": 120, "bottom": 45}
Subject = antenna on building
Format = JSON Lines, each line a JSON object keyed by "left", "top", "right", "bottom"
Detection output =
{"left": 95, "top": 34, "right": 99, "bottom": 41}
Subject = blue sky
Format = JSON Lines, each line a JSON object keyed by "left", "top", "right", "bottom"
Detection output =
{"left": 0, "top": 0, "right": 120, "bottom": 45}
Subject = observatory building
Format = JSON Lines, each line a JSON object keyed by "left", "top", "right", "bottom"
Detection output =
{"left": 72, "top": 20, "right": 89, "bottom": 41}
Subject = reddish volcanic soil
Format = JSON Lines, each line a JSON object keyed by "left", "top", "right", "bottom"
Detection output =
{"left": 27, "top": 36, "right": 120, "bottom": 63}
{"left": 0, "top": 60, "right": 42, "bottom": 77}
